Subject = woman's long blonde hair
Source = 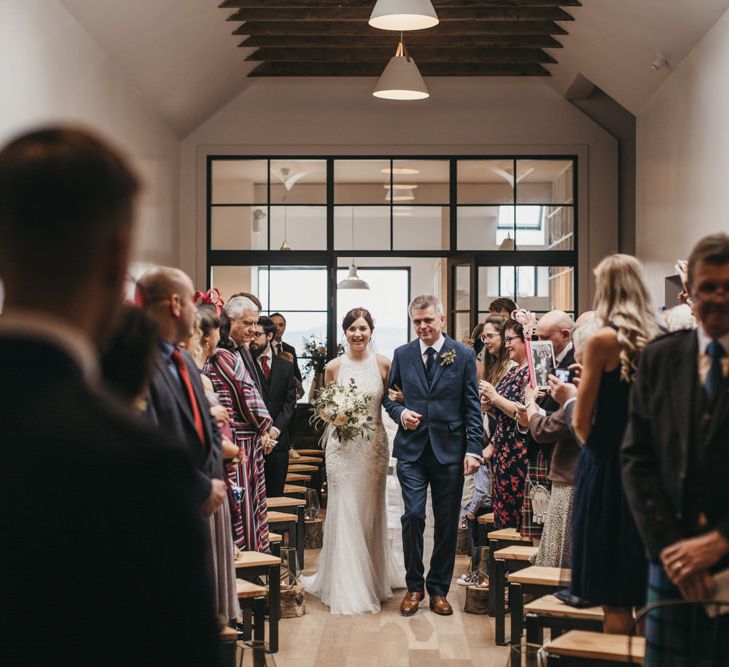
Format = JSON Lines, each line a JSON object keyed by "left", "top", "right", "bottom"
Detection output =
{"left": 593, "top": 254, "right": 659, "bottom": 382}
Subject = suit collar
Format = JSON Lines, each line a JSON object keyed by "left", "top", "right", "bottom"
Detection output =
{"left": 429, "top": 335, "right": 455, "bottom": 390}
{"left": 408, "top": 339, "right": 429, "bottom": 391}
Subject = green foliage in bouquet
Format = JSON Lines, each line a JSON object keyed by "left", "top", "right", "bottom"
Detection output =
{"left": 311, "top": 377, "right": 374, "bottom": 442}
{"left": 301, "top": 335, "right": 345, "bottom": 377}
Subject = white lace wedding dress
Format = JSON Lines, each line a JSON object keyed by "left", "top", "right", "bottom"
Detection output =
{"left": 301, "top": 353, "right": 405, "bottom": 614}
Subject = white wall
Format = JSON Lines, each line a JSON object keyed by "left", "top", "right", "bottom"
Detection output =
{"left": 0, "top": 0, "right": 180, "bottom": 267}
{"left": 181, "top": 77, "right": 619, "bottom": 313}
{"left": 637, "top": 6, "right": 729, "bottom": 306}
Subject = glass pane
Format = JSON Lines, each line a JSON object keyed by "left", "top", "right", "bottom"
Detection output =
{"left": 457, "top": 206, "right": 505, "bottom": 251}
{"left": 545, "top": 205, "right": 574, "bottom": 250}
{"left": 210, "top": 265, "right": 260, "bottom": 303}
{"left": 334, "top": 159, "right": 391, "bottom": 204}
{"left": 513, "top": 205, "right": 574, "bottom": 251}
{"left": 392, "top": 160, "right": 450, "bottom": 205}
{"left": 454, "top": 265, "right": 470, "bottom": 310}
{"left": 334, "top": 206, "right": 390, "bottom": 251}
{"left": 454, "top": 312, "right": 471, "bottom": 343}
{"left": 211, "top": 206, "right": 267, "bottom": 250}
{"left": 336, "top": 268, "right": 409, "bottom": 360}
{"left": 478, "top": 266, "right": 516, "bottom": 312}
{"left": 546, "top": 266, "right": 575, "bottom": 313}
{"left": 269, "top": 159, "right": 326, "bottom": 205}
{"left": 259, "top": 266, "right": 328, "bottom": 311}
{"left": 211, "top": 159, "right": 267, "bottom": 205}
{"left": 457, "top": 159, "right": 515, "bottom": 204}
{"left": 516, "top": 159, "right": 574, "bottom": 205}
{"left": 269, "top": 206, "right": 326, "bottom": 251}
{"left": 393, "top": 206, "right": 449, "bottom": 250}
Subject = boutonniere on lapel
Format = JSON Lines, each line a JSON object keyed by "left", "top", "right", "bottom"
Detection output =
{"left": 440, "top": 349, "right": 457, "bottom": 367}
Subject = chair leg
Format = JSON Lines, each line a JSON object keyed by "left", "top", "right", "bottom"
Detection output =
{"left": 494, "top": 557, "right": 507, "bottom": 645}
{"left": 488, "top": 538, "right": 498, "bottom": 617}
{"left": 241, "top": 603, "right": 252, "bottom": 641}
{"left": 296, "top": 507, "right": 305, "bottom": 569}
{"left": 267, "top": 563, "right": 280, "bottom": 653}
{"left": 509, "top": 582, "right": 524, "bottom": 647}
{"left": 252, "top": 596, "right": 266, "bottom": 667}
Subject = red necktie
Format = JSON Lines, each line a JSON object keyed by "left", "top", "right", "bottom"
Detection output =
{"left": 261, "top": 355, "right": 270, "bottom": 380}
{"left": 171, "top": 348, "right": 206, "bottom": 447}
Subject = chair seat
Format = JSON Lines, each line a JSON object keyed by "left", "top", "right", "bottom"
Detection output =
{"left": 524, "top": 594, "right": 604, "bottom": 621}
{"left": 294, "top": 449, "right": 324, "bottom": 457}
{"left": 219, "top": 625, "right": 238, "bottom": 641}
{"left": 269, "top": 532, "right": 282, "bottom": 544}
{"left": 288, "top": 464, "right": 318, "bottom": 472}
{"left": 477, "top": 512, "right": 495, "bottom": 525}
{"left": 493, "top": 545, "right": 538, "bottom": 561}
{"left": 286, "top": 474, "right": 311, "bottom": 482}
{"left": 234, "top": 551, "right": 282, "bottom": 568}
{"left": 283, "top": 484, "right": 307, "bottom": 494}
{"left": 546, "top": 630, "right": 645, "bottom": 664}
{"left": 236, "top": 578, "right": 268, "bottom": 599}
{"left": 288, "top": 456, "right": 321, "bottom": 464}
{"left": 267, "top": 511, "right": 298, "bottom": 524}
{"left": 488, "top": 528, "right": 532, "bottom": 543}
{"left": 508, "top": 566, "right": 571, "bottom": 587}
{"left": 267, "top": 496, "right": 306, "bottom": 509}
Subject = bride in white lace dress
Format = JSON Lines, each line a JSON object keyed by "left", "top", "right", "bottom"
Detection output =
{"left": 301, "top": 309, "right": 405, "bottom": 614}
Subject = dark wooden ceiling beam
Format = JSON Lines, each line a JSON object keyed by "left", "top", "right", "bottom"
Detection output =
{"left": 227, "top": 6, "right": 573, "bottom": 22}
{"left": 248, "top": 62, "right": 551, "bottom": 76}
{"left": 221, "top": 0, "right": 580, "bottom": 7}
{"left": 233, "top": 21, "right": 568, "bottom": 36}
{"left": 239, "top": 34, "right": 563, "bottom": 48}
{"left": 246, "top": 46, "right": 557, "bottom": 64}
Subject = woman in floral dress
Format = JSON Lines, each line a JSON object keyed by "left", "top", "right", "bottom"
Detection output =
{"left": 479, "top": 319, "right": 530, "bottom": 530}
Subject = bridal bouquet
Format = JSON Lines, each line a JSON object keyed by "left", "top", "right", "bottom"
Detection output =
{"left": 311, "top": 377, "right": 374, "bottom": 442}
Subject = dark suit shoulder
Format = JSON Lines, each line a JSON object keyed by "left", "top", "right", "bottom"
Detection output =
{"left": 644, "top": 328, "right": 695, "bottom": 356}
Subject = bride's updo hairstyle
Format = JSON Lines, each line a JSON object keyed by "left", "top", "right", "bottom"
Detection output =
{"left": 342, "top": 307, "right": 375, "bottom": 332}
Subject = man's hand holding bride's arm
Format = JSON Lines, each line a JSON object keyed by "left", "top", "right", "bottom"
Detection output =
{"left": 388, "top": 384, "right": 405, "bottom": 403}
{"left": 401, "top": 409, "right": 422, "bottom": 430}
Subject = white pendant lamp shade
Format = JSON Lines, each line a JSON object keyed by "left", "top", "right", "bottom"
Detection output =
{"left": 369, "top": 0, "right": 439, "bottom": 31}
{"left": 338, "top": 265, "right": 370, "bottom": 290}
{"left": 373, "top": 42, "right": 429, "bottom": 100}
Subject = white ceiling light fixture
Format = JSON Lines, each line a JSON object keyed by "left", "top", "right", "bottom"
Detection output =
{"left": 373, "top": 41, "right": 429, "bottom": 101}
{"left": 369, "top": 0, "right": 439, "bottom": 31}
{"left": 337, "top": 208, "right": 370, "bottom": 290}
{"left": 381, "top": 167, "right": 420, "bottom": 175}
{"left": 384, "top": 183, "right": 418, "bottom": 190}
{"left": 271, "top": 165, "right": 308, "bottom": 191}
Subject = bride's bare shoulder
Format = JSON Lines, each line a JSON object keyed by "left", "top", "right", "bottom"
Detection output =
{"left": 326, "top": 357, "right": 342, "bottom": 370}
{"left": 375, "top": 354, "right": 391, "bottom": 374}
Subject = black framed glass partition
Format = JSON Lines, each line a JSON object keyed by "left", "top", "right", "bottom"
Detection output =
{"left": 207, "top": 155, "right": 577, "bottom": 398}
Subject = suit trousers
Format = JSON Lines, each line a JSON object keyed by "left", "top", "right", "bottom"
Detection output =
{"left": 396, "top": 441, "right": 464, "bottom": 596}
{"left": 264, "top": 449, "right": 289, "bottom": 498}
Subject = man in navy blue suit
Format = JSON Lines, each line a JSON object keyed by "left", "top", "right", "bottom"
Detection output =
{"left": 383, "top": 294, "right": 484, "bottom": 616}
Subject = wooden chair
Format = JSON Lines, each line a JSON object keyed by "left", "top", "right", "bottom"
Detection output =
{"left": 285, "top": 473, "right": 311, "bottom": 484}
{"left": 267, "top": 497, "right": 306, "bottom": 566}
{"left": 283, "top": 483, "right": 307, "bottom": 498}
{"left": 268, "top": 531, "right": 282, "bottom": 558}
{"left": 288, "top": 456, "right": 321, "bottom": 464}
{"left": 234, "top": 551, "right": 281, "bottom": 653}
{"left": 288, "top": 464, "right": 319, "bottom": 473}
{"left": 293, "top": 449, "right": 324, "bottom": 457}
{"left": 267, "top": 510, "right": 301, "bottom": 571}
{"left": 508, "top": 566, "right": 572, "bottom": 647}
{"left": 235, "top": 579, "right": 268, "bottom": 667}
{"left": 523, "top": 594, "right": 603, "bottom": 646}
{"left": 486, "top": 527, "right": 533, "bottom": 623}
{"left": 545, "top": 630, "right": 645, "bottom": 665}
{"left": 476, "top": 511, "right": 495, "bottom": 545}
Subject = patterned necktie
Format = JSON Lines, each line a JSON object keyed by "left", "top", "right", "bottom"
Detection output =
{"left": 705, "top": 339, "right": 726, "bottom": 402}
{"left": 425, "top": 347, "right": 437, "bottom": 385}
{"left": 261, "top": 354, "right": 271, "bottom": 380}
{"left": 171, "top": 348, "right": 206, "bottom": 446}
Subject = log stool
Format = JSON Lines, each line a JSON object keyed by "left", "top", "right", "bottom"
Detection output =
{"left": 304, "top": 517, "right": 324, "bottom": 549}
{"left": 545, "top": 630, "right": 645, "bottom": 665}
{"left": 235, "top": 579, "right": 268, "bottom": 667}
{"left": 523, "top": 594, "right": 604, "bottom": 645}
{"left": 508, "top": 566, "right": 572, "bottom": 647}
{"left": 234, "top": 551, "right": 281, "bottom": 653}
{"left": 267, "top": 510, "right": 301, "bottom": 574}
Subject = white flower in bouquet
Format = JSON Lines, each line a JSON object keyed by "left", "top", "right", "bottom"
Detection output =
{"left": 310, "top": 377, "right": 374, "bottom": 443}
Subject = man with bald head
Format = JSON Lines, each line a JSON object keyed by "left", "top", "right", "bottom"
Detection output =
{"left": 0, "top": 128, "right": 217, "bottom": 665}
{"left": 140, "top": 266, "right": 227, "bottom": 517}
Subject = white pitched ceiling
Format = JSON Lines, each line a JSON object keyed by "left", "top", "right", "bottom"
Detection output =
{"left": 60, "top": 0, "right": 729, "bottom": 135}
{"left": 59, "top": 0, "right": 255, "bottom": 136}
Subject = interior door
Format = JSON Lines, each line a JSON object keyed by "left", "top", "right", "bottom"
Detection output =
{"left": 447, "top": 255, "right": 476, "bottom": 343}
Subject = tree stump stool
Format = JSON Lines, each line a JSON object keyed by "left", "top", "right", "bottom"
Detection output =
{"left": 457, "top": 525, "right": 472, "bottom": 555}
{"left": 464, "top": 584, "right": 490, "bottom": 614}
{"left": 304, "top": 518, "right": 324, "bottom": 549}
{"left": 280, "top": 585, "right": 306, "bottom": 618}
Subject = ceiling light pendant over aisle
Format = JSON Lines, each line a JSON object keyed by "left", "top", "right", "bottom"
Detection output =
{"left": 338, "top": 209, "right": 369, "bottom": 290}
{"left": 369, "top": 0, "right": 439, "bottom": 31}
{"left": 373, "top": 40, "right": 429, "bottom": 100}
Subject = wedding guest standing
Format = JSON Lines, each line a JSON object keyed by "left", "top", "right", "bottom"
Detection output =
{"left": 250, "top": 316, "right": 297, "bottom": 498}
{"left": 623, "top": 234, "right": 729, "bottom": 665}
{"left": 203, "top": 312, "right": 273, "bottom": 553}
{"left": 270, "top": 312, "right": 302, "bottom": 385}
{"left": 0, "top": 127, "right": 217, "bottom": 666}
{"left": 225, "top": 296, "right": 264, "bottom": 394}
{"left": 480, "top": 319, "right": 530, "bottom": 530}
{"left": 571, "top": 254, "right": 658, "bottom": 633}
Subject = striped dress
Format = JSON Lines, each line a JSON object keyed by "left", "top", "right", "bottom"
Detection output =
{"left": 204, "top": 348, "right": 272, "bottom": 553}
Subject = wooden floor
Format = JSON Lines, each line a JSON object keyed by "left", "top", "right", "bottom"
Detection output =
{"left": 237, "top": 470, "right": 509, "bottom": 666}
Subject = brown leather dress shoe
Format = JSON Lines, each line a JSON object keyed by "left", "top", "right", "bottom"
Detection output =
{"left": 400, "top": 591, "right": 424, "bottom": 616}
{"left": 429, "top": 595, "right": 453, "bottom": 615}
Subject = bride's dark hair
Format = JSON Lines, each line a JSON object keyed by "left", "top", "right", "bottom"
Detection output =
{"left": 342, "top": 308, "right": 374, "bottom": 332}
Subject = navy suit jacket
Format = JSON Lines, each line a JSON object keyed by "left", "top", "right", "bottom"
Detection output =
{"left": 383, "top": 335, "right": 483, "bottom": 464}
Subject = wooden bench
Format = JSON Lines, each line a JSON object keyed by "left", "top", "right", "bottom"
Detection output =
{"left": 283, "top": 483, "right": 307, "bottom": 498}
{"left": 235, "top": 579, "right": 268, "bottom": 667}
{"left": 288, "top": 464, "right": 319, "bottom": 473}
{"left": 234, "top": 551, "right": 281, "bottom": 653}
{"left": 508, "top": 566, "right": 572, "bottom": 647}
{"left": 285, "top": 473, "right": 311, "bottom": 484}
{"left": 523, "top": 594, "right": 604, "bottom": 646}
{"left": 486, "top": 527, "right": 534, "bottom": 625}
{"left": 293, "top": 449, "right": 324, "bottom": 457}
{"left": 545, "top": 630, "right": 645, "bottom": 665}
{"left": 267, "top": 498, "right": 306, "bottom": 566}
{"left": 267, "top": 510, "right": 302, "bottom": 572}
